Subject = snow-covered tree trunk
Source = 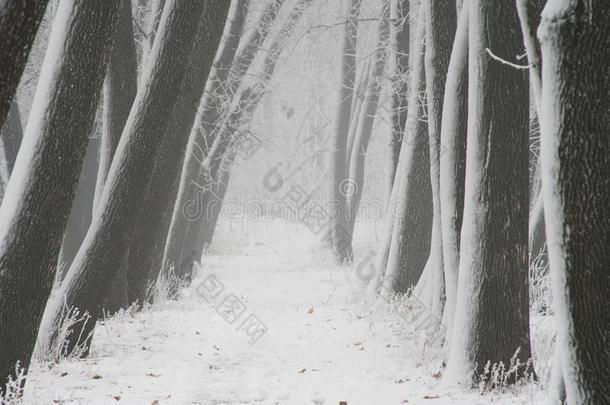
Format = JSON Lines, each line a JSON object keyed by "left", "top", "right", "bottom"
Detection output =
{"left": 445, "top": 0, "right": 532, "bottom": 385}
{"left": 327, "top": 0, "right": 361, "bottom": 263}
{"left": 387, "top": 0, "right": 410, "bottom": 202}
{"left": 40, "top": 0, "right": 210, "bottom": 356}
{"left": 162, "top": 0, "right": 283, "bottom": 275}
{"left": 0, "top": 0, "right": 121, "bottom": 388}
{"left": 124, "top": 0, "right": 231, "bottom": 305}
{"left": 380, "top": 8, "right": 433, "bottom": 295}
{"left": 345, "top": 0, "right": 390, "bottom": 240}
{"left": 539, "top": 1, "right": 610, "bottom": 402}
{"left": 439, "top": 0, "right": 468, "bottom": 344}
{"left": 97, "top": 0, "right": 138, "bottom": 313}
{"left": 0, "top": 0, "right": 49, "bottom": 130}
{"left": 421, "top": 0, "right": 456, "bottom": 318}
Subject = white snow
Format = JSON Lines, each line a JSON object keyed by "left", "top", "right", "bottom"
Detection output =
{"left": 23, "top": 220, "right": 550, "bottom": 404}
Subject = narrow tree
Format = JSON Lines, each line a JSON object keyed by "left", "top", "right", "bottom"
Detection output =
{"left": 420, "top": 0, "right": 456, "bottom": 317}
{"left": 125, "top": 0, "right": 232, "bottom": 304}
{"left": 380, "top": 8, "right": 433, "bottom": 295}
{"left": 0, "top": 0, "right": 49, "bottom": 130}
{"left": 439, "top": 0, "right": 468, "bottom": 343}
{"left": 445, "top": 0, "right": 532, "bottom": 385}
{"left": 0, "top": 0, "right": 121, "bottom": 388}
{"left": 539, "top": 0, "right": 610, "bottom": 402}
{"left": 40, "top": 0, "right": 210, "bottom": 356}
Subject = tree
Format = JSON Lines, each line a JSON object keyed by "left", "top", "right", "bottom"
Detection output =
{"left": 386, "top": 0, "right": 410, "bottom": 203}
{"left": 125, "top": 0, "right": 232, "bottom": 304}
{"left": 420, "top": 0, "right": 457, "bottom": 317}
{"left": 162, "top": 0, "right": 287, "bottom": 277}
{"left": 438, "top": 0, "right": 468, "bottom": 344}
{"left": 1, "top": 100, "right": 23, "bottom": 174}
{"left": 379, "top": 7, "right": 433, "bottom": 296}
{"left": 327, "top": 0, "right": 361, "bottom": 263}
{"left": 39, "top": 0, "right": 211, "bottom": 357}
{"left": 0, "top": 0, "right": 122, "bottom": 389}
{"left": 0, "top": 0, "right": 49, "bottom": 130}
{"left": 539, "top": 0, "right": 610, "bottom": 402}
{"left": 445, "top": 0, "right": 532, "bottom": 385}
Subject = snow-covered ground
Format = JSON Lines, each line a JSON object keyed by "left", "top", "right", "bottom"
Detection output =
{"left": 23, "top": 220, "right": 551, "bottom": 404}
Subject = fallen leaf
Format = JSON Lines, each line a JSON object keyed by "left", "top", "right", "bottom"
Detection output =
{"left": 423, "top": 395, "right": 440, "bottom": 399}
{"left": 151, "top": 401, "right": 159, "bottom": 405}
{"left": 146, "top": 373, "right": 160, "bottom": 378}
{"left": 432, "top": 371, "right": 442, "bottom": 379}
{"left": 60, "top": 372, "right": 68, "bottom": 377}
{"left": 92, "top": 375, "right": 103, "bottom": 380}
{"left": 112, "top": 395, "right": 121, "bottom": 401}
{"left": 308, "top": 307, "right": 314, "bottom": 314}
{"left": 297, "top": 368, "right": 306, "bottom": 373}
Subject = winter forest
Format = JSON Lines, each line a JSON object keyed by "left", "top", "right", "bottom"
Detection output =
{"left": 0, "top": 0, "right": 608, "bottom": 403}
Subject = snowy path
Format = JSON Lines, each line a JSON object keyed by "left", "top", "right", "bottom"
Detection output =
{"left": 26, "top": 222, "right": 547, "bottom": 404}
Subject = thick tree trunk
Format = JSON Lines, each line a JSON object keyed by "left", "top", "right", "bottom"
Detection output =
{"left": 539, "top": 1, "right": 610, "bottom": 402}
{"left": 327, "top": 0, "right": 361, "bottom": 263}
{"left": 438, "top": 0, "right": 468, "bottom": 343}
{"left": 162, "top": 0, "right": 284, "bottom": 275}
{"left": 40, "top": 0, "right": 209, "bottom": 357}
{"left": 0, "top": 0, "right": 121, "bottom": 389}
{"left": 125, "top": 0, "right": 231, "bottom": 305}
{"left": 445, "top": 0, "right": 532, "bottom": 386}
{"left": 422, "top": 0, "right": 456, "bottom": 318}
{"left": 0, "top": 0, "right": 49, "bottom": 130}
{"left": 98, "top": 0, "right": 138, "bottom": 313}
{"left": 380, "top": 8, "right": 432, "bottom": 296}
{"left": 387, "top": 0, "right": 410, "bottom": 204}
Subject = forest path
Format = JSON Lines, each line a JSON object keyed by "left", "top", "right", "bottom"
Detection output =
{"left": 25, "top": 221, "right": 543, "bottom": 404}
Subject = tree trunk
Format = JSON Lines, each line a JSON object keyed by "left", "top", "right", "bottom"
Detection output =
{"left": 126, "top": 0, "right": 236, "bottom": 305}
{"left": 380, "top": 8, "right": 432, "bottom": 296}
{"left": 0, "top": 0, "right": 49, "bottom": 130}
{"left": 445, "top": 0, "right": 532, "bottom": 386}
{"left": 162, "top": 0, "right": 284, "bottom": 275}
{"left": 0, "top": 0, "right": 121, "bottom": 388}
{"left": 40, "top": 0, "right": 209, "bottom": 357}
{"left": 327, "top": 0, "right": 361, "bottom": 263}
{"left": 345, "top": 0, "right": 390, "bottom": 241}
{"left": 387, "top": 0, "right": 410, "bottom": 204}
{"left": 422, "top": 0, "right": 456, "bottom": 319}
{"left": 438, "top": 0, "right": 468, "bottom": 343}
{"left": 539, "top": 1, "right": 610, "bottom": 402}
{"left": 98, "top": 0, "right": 139, "bottom": 313}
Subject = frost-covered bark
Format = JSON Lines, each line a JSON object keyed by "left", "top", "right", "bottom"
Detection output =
{"left": 95, "top": 0, "right": 138, "bottom": 209}
{"left": 40, "top": 0, "right": 209, "bottom": 356}
{"left": 345, "top": 0, "right": 390, "bottom": 240}
{"left": 422, "top": 0, "right": 456, "bottom": 318}
{"left": 387, "top": 0, "right": 410, "bottom": 201}
{"left": 328, "top": 0, "right": 361, "bottom": 263}
{"left": 381, "top": 8, "right": 432, "bottom": 295}
{"left": 125, "top": 0, "right": 230, "bottom": 305}
{"left": 0, "top": 0, "right": 49, "bottom": 130}
{"left": 163, "top": 0, "right": 283, "bottom": 274}
{"left": 0, "top": 0, "right": 121, "bottom": 387}
{"left": 445, "top": 0, "right": 532, "bottom": 385}
{"left": 439, "top": 0, "right": 468, "bottom": 344}
{"left": 539, "top": 1, "right": 610, "bottom": 402}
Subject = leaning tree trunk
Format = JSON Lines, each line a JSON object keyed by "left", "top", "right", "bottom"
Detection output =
{"left": 98, "top": 0, "right": 138, "bottom": 314}
{"left": 438, "top": 0, "right": 468, "bottom": 345}
{"left": 345, "top": 0, "right": 390, "bottom": 242}
{"left": 380, "top": 8, "right": 433, "bottom": 296}
{"left": 421, "top": 0, "right": 456, "bottom": 319}
{"left": 539, "top": 1, "right": 610, "bottom": 403}
{"left": 39, "top": 0, "right": 209, "bottom": 357}
{"left": 0, "top": 0, "right": 49, "bottom": 130}
{"left": 445, "top": 0, "right": 532, "bottom": 386}
{"left": 327, "top": 0, "right": 361, "bottom": 263}
{"left": 386, "top": 0, "right": 410, "bottom": 204}
{"left": 125, "top": 0, "right": 231, "bottom": 305}
{"left": 161, "top": 0, "right": 284, "bottom": 277}
{"left": 0, "top": 0, "right": 121, "bottom": 389}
